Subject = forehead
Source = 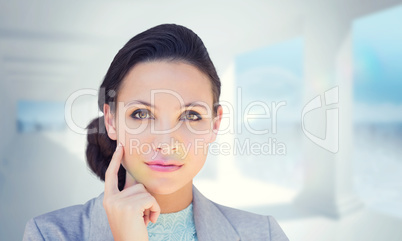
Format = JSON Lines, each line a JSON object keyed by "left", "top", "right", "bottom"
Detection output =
{"left": 118, "top": 61, "right": 213, "bottom": 105}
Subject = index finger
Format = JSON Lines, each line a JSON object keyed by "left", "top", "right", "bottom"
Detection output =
{"left": 104, "top": 142, "right": 124, "bottom": 196}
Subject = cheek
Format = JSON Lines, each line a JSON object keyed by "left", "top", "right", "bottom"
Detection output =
{"left": 121, "top": 136, "right": 149, "bottom": 181}
{"left": 124, "top": 132, "right": 154, "bottom": 158}
{"left": 116, "top": 116, "right": 152, "bottom": 141}
{"left": 183, "top": 120, "right": 212, "bottom": 134}
{"left": 177, "top": 121, "right": 214, "bottom": 154}
{"left": 117, "top": 118, "right": 152, "bottom": 145}
{"left": 178, "top": 129, "right": 211, "bottom": 160}
{"left": 182, "top": 123, "right": 213, "bottom": 144}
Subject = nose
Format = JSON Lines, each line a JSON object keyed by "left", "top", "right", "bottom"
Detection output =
{"left": 153, "top": 137, "right": 179, "bottom": 156}
{"left": 154, "top": 144, "right": 177, "bottom": 153}
{"left": 151, "top": 119, "right": 181, "bottom": 155}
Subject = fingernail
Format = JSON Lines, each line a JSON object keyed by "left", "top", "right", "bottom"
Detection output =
{"left": 116, "top": 142, "right": 122, "bottom": 150}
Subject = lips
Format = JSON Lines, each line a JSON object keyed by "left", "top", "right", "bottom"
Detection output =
{"left": 145, "top": 160, "right": 183, "bottom": 172}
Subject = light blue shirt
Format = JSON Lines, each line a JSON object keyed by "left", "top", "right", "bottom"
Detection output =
{"left": 147, "top": 202, "right": 198, "bottom": 241}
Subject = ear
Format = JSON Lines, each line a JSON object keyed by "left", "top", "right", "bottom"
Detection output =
{"left": 209, "top": 104, "right": 223, "bottom": 143}
{"left": 103, "top": 103, "right": 117, "bottom": 141}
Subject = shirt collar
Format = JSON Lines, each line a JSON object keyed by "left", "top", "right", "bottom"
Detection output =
{"left": 146, "top": 202, "right": 195, "bottom": 234}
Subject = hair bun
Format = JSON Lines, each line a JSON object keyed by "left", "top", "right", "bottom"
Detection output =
{"left": 85, "top": 117, "right": 126, "bottom": 190}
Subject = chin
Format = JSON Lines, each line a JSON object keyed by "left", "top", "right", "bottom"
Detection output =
{"left": 144, "top": 179, "right": 186, "bottom": 195}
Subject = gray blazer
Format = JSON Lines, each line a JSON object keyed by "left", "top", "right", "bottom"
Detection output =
{"left": 23, "top": 185, "right": 289, "bottom": 241}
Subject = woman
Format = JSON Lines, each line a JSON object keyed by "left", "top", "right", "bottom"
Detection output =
{"left": 23, "top": 23, "right": 289, "bottom": 241}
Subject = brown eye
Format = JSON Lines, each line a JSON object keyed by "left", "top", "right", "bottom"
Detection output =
{"left": 181, "top": 111, "right": 201, "bottom": 121}
{"left": 131, "top": 109, "right": 152, "bottom": 119}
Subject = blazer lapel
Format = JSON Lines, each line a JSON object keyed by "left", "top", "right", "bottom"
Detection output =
{"left": 192, "top": 185, "right": 240, "bottom": 241}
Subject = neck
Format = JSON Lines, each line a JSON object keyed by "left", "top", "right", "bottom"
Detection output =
{"left": 150, "top": 181, "right": 193, "bottom": 213}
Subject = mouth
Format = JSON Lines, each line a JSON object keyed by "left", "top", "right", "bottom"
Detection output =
{"left": 145, "top": 160, "right": 183, "bottom": 172}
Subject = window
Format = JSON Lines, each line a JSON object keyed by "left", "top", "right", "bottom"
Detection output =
{"left": 17, "top": 100, "right": 66, "bottom": 133}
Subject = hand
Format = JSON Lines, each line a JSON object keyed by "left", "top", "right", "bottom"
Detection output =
{"left": 103, "top": 142, "right": 160, "bottom": 241}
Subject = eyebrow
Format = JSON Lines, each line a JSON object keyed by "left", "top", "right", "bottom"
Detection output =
{"left": 124, "top": 100, "right": 208, "bottom": 111}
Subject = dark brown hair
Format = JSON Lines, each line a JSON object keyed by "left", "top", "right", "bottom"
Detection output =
{"left": 85, "top": 23, "right": 221, "bottom": 190}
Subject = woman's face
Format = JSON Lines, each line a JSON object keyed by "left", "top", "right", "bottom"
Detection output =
{"left": 106, "top": 61, "right": 222, "bottom": 195}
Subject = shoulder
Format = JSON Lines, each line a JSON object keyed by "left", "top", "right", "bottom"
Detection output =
{"left": 23, "top": 194, "right": 101, "bottom": 241}
{"left": 192, "top": 185, "right": 289, "bottom": 241}
{"left": 212, "top": 202, "right": 289, "bottom": 241}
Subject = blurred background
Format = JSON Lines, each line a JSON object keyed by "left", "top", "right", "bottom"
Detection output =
{"left": 1, "top": 0, "right": 402, "bottom": 240}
